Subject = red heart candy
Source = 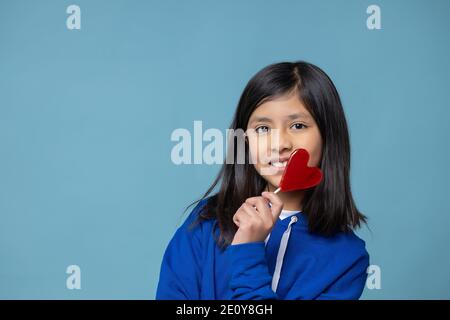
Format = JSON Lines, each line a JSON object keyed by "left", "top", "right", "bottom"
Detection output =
{"left": 278, "top": 148, "right": 323, "bottom": 192}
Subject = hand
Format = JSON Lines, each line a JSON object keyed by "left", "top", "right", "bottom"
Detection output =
{"left": 231, "top": 192, "right": 284, "bottom": 245}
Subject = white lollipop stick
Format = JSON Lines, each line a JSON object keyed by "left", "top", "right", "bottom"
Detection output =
{"left": 273, "top": 187, "right": 281, "bottom": 194}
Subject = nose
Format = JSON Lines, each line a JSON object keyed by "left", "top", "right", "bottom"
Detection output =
{"left": 271, "top": 128, "right": 293, "bottom": 153}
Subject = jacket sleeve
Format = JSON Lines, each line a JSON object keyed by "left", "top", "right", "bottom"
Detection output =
{"left": 155, "top": 202, "right": 205, "bottom": 300}
{"left": 315, "top": 250, "right": 369, "bottom": 300}
{"left": 226, "top": 241, "right": 279, "bottom": 300}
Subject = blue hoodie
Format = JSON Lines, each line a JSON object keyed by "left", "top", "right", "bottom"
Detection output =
{"left": 156, "top": 198, "right": 369, "bottom": 300}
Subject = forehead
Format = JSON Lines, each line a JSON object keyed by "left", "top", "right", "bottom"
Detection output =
{"left": 248, "top": 94, "right": 312, "bottom": 122}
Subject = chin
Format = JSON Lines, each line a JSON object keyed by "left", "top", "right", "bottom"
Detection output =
{"left": 267, "top": 179, "right": 281, "bottom": 190}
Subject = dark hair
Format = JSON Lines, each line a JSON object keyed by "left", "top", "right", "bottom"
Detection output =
{"left": 186, "top": 60, "right": 367, "bottom": 250}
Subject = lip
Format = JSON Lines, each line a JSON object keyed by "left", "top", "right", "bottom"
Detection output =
{"left": 262, "top": 164, "right": 285, "bottom": 175}
{"left": 265, "top": 156, "right": 289, "bottom": 174}
{"left": 267, "top": 155, "right": 291, "bottom": 164}
{"left": 269, "top": 165, "right": 285, "bottom": 173}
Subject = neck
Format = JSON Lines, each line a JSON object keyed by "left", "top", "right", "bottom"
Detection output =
{"left": 267, "top": 184, "right": 304, "bottom": 211}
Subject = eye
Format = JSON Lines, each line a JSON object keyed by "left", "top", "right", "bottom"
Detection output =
{"left": 255, "top": 126, "right": 270, "bottom": 134}
{"left": 291, "top": 123, "right": 307, "bottom": 130}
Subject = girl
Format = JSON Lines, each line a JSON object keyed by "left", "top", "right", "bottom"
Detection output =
{"left": 156, "top": 61, "right": 369, "bottom": 300}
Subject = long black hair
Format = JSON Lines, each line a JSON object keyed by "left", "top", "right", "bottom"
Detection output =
{"left": 186, "top": 61, "right": 367, "bottom": 250}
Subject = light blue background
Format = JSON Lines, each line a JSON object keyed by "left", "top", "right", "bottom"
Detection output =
{"left": 1, "top": 0, "right": 449, "bottom": 299}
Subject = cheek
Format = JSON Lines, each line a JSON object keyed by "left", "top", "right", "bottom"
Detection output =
{"left": 295, "top": 131, "right": 323, "bottom": 167}
{"left": 247, "top": 140, "right": 257, "bottom": 160}
{"left": 247, "top": 138, "right": 269, "bottom": 165}
{"left": 308, "top": 143, "right": 323, "bottom": 167}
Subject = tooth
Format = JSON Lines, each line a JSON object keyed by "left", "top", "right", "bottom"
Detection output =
{"left": 271, "top": 161, "right": 286, "bottom": 168}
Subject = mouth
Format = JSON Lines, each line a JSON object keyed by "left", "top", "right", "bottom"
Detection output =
{"left": 267, "top": 160, "right": 288, "bottom": 173}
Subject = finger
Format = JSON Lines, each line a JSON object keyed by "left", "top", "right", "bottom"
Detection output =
{"left": 245, "top": 197, "right": 270, "bottom": 212}
{"left": 242, "top": 203, "right": 259, "bottom": 218}
{"left": 233, "top": 204, "right": 256, "bottom": 228}
{"left": 233, "top": 212, "right": 240, "bottom": 227}
{"left": 241, "top": 203, "right": 265, "bottom": 228}
{"left": 245, "top": 197, "right": 272, "bottom": 223}
{"left": 261, "top": 191, "right": 284, "bottom": 221}
{"left": 233, "top": 207, "right": 246, "bottom": 226}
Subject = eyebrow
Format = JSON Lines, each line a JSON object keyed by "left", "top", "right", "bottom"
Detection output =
{"left": 249, "top": 112, "right": 311, "bottom": 125}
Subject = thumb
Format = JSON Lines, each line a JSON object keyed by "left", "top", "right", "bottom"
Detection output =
{"left": 261, "top": 191, "right": 284, "bottom": 221}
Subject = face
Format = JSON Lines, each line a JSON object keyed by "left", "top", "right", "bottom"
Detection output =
{"left": 246, "top": 92, "right": 323, "bottom": 190}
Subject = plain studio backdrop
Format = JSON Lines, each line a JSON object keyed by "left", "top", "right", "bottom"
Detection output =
{"left": 0, "top": 0, "right": 449, "bottom": 299}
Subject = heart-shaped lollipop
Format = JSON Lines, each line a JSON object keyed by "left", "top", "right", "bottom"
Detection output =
{"left": 274, "top": 148, "right": 323, "bottom": 194}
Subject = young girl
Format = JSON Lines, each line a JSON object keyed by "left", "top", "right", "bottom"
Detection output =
{"left": 156, "top": 61, "right": 369, "bottom": 300}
